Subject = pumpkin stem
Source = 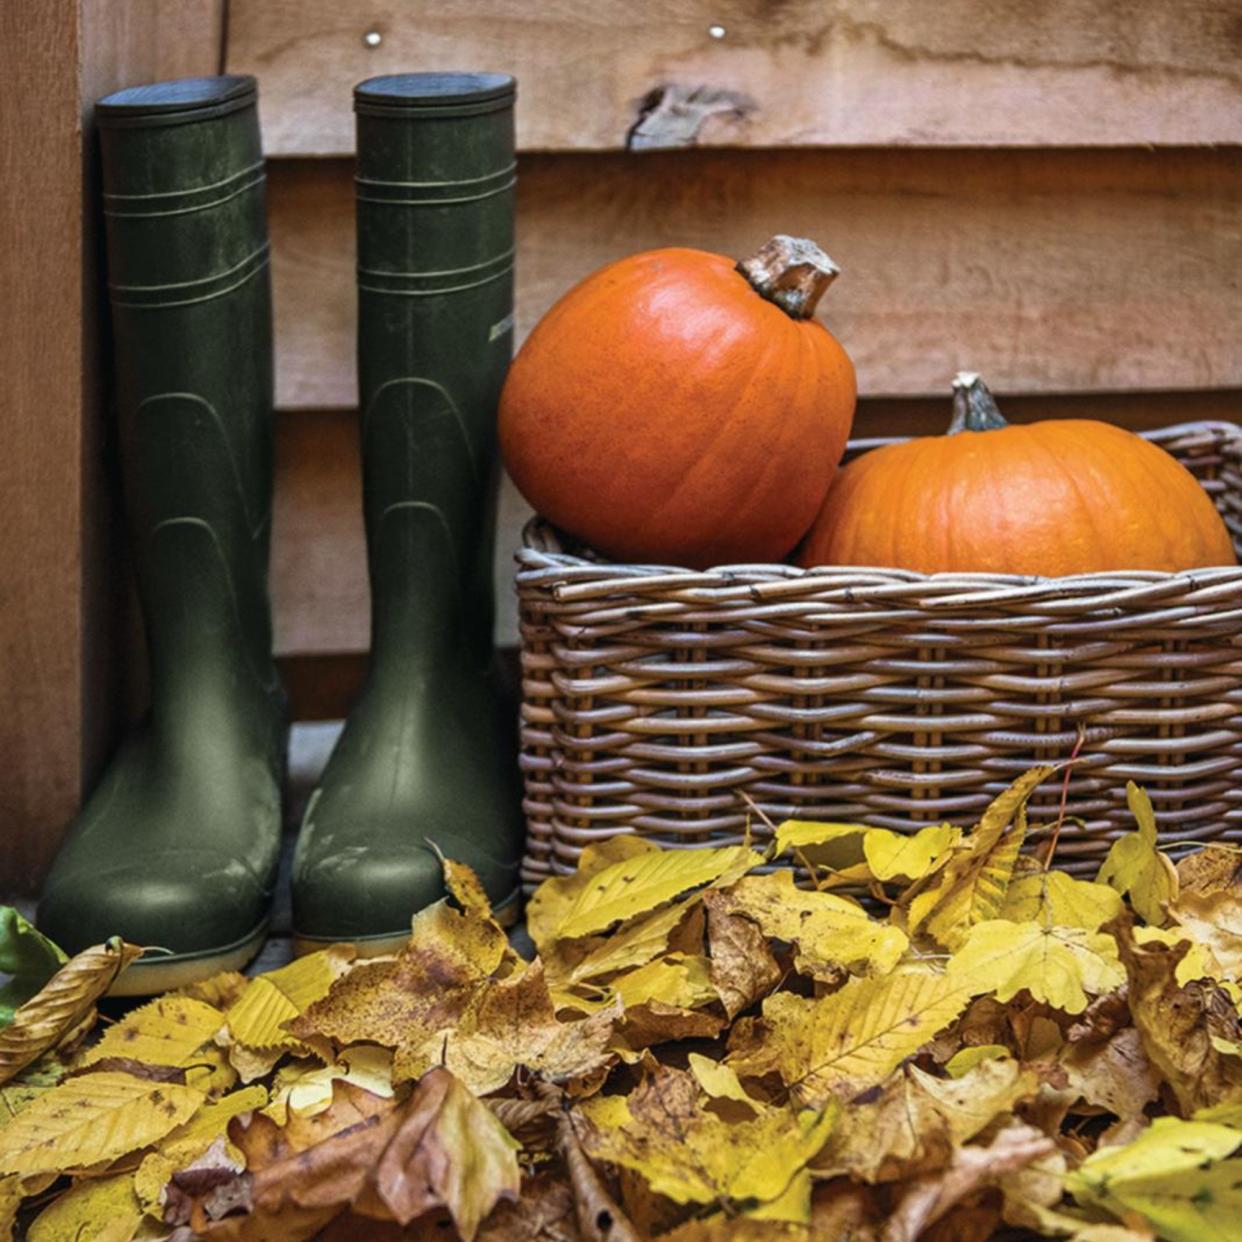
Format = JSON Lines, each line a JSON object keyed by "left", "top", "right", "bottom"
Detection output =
{"left": 948, "top": 371, "right": 1009, "bottom": 434}
{"left": 736, "top": 235, "right": 839, "bottom": 319}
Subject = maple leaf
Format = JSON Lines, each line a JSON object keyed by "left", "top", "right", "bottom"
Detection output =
{"left": 1097, "top": 783, "right": 1179, "bottom": 926}
{"left": 1068, "top": 1116, "right": 1242, "bottom": 1242}
{"left": 288, "top": 899, "right": 510, "bottom": 1056}
{"left": 578, "top": 1063, "right": 837, "bottom": 1219}
{"left": 728, "top": 969, "right": 972, "bottom": 1106}
{"left": 394, "top": 958, "right": 619, "bottom": 1094}
{"left": 903, "top": 765, "right": 1054, "bottom": 948}
{"left": 947, "top": 919, "right": 1124, "bottom": 1014}
{"left": 713, "top": 871, "right": 909, "bottom": 981}
{"left": 999, "top": 869, "right": 1124, "bottom": 930}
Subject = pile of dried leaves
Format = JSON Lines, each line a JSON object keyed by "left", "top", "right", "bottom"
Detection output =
{"left": 1, "top": 767, "right": 1241, "bottom": 1241}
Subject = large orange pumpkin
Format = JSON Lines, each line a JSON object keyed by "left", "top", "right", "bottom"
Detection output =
{"left": 499, "top": 235, "right": 856, "bottom": 568}
{"left": 799, "top": 373, "right": 1237, "bottom": 576}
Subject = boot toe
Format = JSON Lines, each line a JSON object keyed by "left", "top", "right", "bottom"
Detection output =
{"left": 38, "top": 848, "right": 270, "bottom": 960}
{"left": 293, "top": 839, "right": 449, "bottom": 944}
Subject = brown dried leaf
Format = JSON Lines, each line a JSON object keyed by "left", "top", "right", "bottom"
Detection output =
{"left": 1114, "top": 920, "right": 1242, "bottom": 1115}
{"left": 1059, "top": 1026, "right": 1160, "bottom": 1124}
{"left": 0, "top": 938, "right": 143, "bottom": 1085}
{"left": 703, "top": 890, "right": 781, "bottom": 1019}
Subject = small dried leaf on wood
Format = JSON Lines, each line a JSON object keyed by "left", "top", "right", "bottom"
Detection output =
{"left": 0, "top": 938, "right": 142, "bottom": 1085}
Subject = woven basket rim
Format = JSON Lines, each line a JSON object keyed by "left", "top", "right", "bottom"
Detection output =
{"left": 518, "top": 419, "right": 1242, "bottom": 602}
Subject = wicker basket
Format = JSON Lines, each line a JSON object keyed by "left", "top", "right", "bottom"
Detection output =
{"left": 515, "top": 421, "right": 1242, "bottom": 886}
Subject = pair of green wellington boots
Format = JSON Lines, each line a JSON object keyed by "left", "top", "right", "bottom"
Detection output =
{"left": 37, "top": 74, "right": 525, "bottom": 993}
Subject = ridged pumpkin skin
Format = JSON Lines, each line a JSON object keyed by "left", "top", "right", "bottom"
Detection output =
{"left": 499, "top": 242, "right": 856, "bottom": 568}
{"left": 800, "top": 380, "right": 1236, "bottom": 577}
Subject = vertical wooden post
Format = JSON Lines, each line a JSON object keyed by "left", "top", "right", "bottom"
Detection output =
{"left": 0, "top": 0, "right": 225, "bottom": 892}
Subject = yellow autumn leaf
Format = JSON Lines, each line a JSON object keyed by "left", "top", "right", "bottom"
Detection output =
{"left": 1097, "top": 783, "right": 1179, "bottom": 926}
{"left": 526, "top": 836, "right": 661, "bottom": 952}
{"left": 1168, "top": 889, "right": 1242, "bottom": 982}
{"left": 905, "top": 766, "right": 1054, "bottom": 948}
{"left": 1068, "top": 1116, "right": 1242, "bottom": 1242}
{"left": 687, "top": 1053, "right": 759, "bottom": 1110}
{"left": 554, "top": 845, "right": 761, "bottom": 940}
{"left": 774, "top": 821, "right": 959, "bottom": 885}
{"left": 729, "top": 970, "right": 972, "bottom": 1105}
{"left": 262, "top": 1045, "right": 393, "bottom": 1125}
{"left": 133, "top": 1084, "right": 266, "bottom": 1217}
{"left": 1133, "top": 925, "right": 1224, "bottom": 988}
{"left": 947, "top": 919, "right": 1124, "bottom": 1014}
{"left": 944, "top": 1045, "right": 1011, "bottom": 1078}
{"left": 999, "top": 869, "right": 1124, "bottom": 930}
{"left": 0, "top": 938, "right": 143, "bottom": 1086}
{"left": 0, "top": 1176, "right": 24, "bottom": 1241}
{"left": 579, "top": 1064, "right": 837, "bottom": 1217}
{"left": 715, "top": 872, "right": 908, "bottom": 981}
{"left": 222, "top": 945, "right": 354, "bottom": 1052}
{"left": 0, "top": 1071, "right": 203, "bottom": 1175}
{"left": 442, "top": 857, "right": 495, "bottom": 919}
{"left": 27, "top": 1172, "right": 142, "bottom": 1242}
{"left": 550, "top": 900, "right": 693, "bottom": 993}
{"left": 78, "top": 995, "right": 224, "bottom": 1069}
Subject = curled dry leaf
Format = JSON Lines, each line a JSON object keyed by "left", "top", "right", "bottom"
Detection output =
{"left": 0, "top": 937, "right": 143, "bottom": 1085}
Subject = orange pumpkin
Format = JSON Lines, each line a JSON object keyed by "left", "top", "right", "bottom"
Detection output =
{"left": 499, "top": 235, "right": 856, "bottom": 568}
{"left": 799, "top": 373, "right": 1237, "bottom": 576}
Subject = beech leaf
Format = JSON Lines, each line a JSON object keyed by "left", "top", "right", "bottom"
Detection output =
{"left": 0, "top": 1070, "right": 203, "bottom": 1175}
{"left": 0, "top": 938, "right": 142, "bottom": 1086}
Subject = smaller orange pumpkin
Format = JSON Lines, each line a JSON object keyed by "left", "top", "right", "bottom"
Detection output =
{"left": 799, "top": 373, "right": 1237, "bottom": 577}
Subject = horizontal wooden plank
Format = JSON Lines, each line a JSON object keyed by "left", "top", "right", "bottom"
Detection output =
{"left": 268, "top": 148, "right": 1242, "bottom": 408}
{"left": 270, "top": 391, "right": 1242, "bottom": 665}
{"left": 229, "top": 0, "right": 1242, "bottom": 154}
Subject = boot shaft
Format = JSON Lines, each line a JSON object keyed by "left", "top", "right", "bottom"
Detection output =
{"left": 354, "top": 73, "right": 516, "bottom": 674}
{"left": 97, "top": 77, "right": 278, "bottom": 724}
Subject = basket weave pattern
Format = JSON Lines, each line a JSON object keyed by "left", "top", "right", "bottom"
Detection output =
{"left": 516, "top": 422, "right": 1242, "bottom": 886}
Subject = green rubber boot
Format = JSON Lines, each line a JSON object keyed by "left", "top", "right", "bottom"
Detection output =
{"left": 38, "top": 77, "right": 285, "bottom": 994}
{"left": 292, "top": 74, "right": 524, "bottom": 950}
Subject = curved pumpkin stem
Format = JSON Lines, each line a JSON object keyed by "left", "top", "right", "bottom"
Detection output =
{"left": 736, "top": 234, "right": 839, "bottom": 319}
{"left": 949, "top": 371, "right": 1009, "bottom": 434}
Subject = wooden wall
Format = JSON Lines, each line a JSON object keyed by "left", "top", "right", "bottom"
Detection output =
{"left": 2, "top": 1, "right": 1240, "bottom": 884}
{"left": 231, "top": 0, "right": 1242, "bottom": 716}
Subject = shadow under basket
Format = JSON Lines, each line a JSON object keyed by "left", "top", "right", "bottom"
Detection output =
{"left": 515, "top": 421, "right": 1242, "bottom": 887}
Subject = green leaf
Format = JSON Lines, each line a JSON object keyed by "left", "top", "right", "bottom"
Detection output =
{"left": 0, "top": 909, "right": 66, "bottom": 1028}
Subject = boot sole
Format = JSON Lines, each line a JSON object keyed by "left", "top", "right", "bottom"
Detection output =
{"left": 108, "top": 924, "right": 269, "bottom": 997}
{"left": 291, "top": 887, "right": 522, "bottom": 960}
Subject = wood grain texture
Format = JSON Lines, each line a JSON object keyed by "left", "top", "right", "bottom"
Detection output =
{"left": 269, "top": 148, "right": 1242, "bottom": 408}
{"left": 227, "top": 0, "right": 1242, "bottom": 154}
{"left": 270, "top": 392, "right": 1242, "bottom": 664}
{"left": 0, "top": 0, "right": 227, "bottom": 892}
